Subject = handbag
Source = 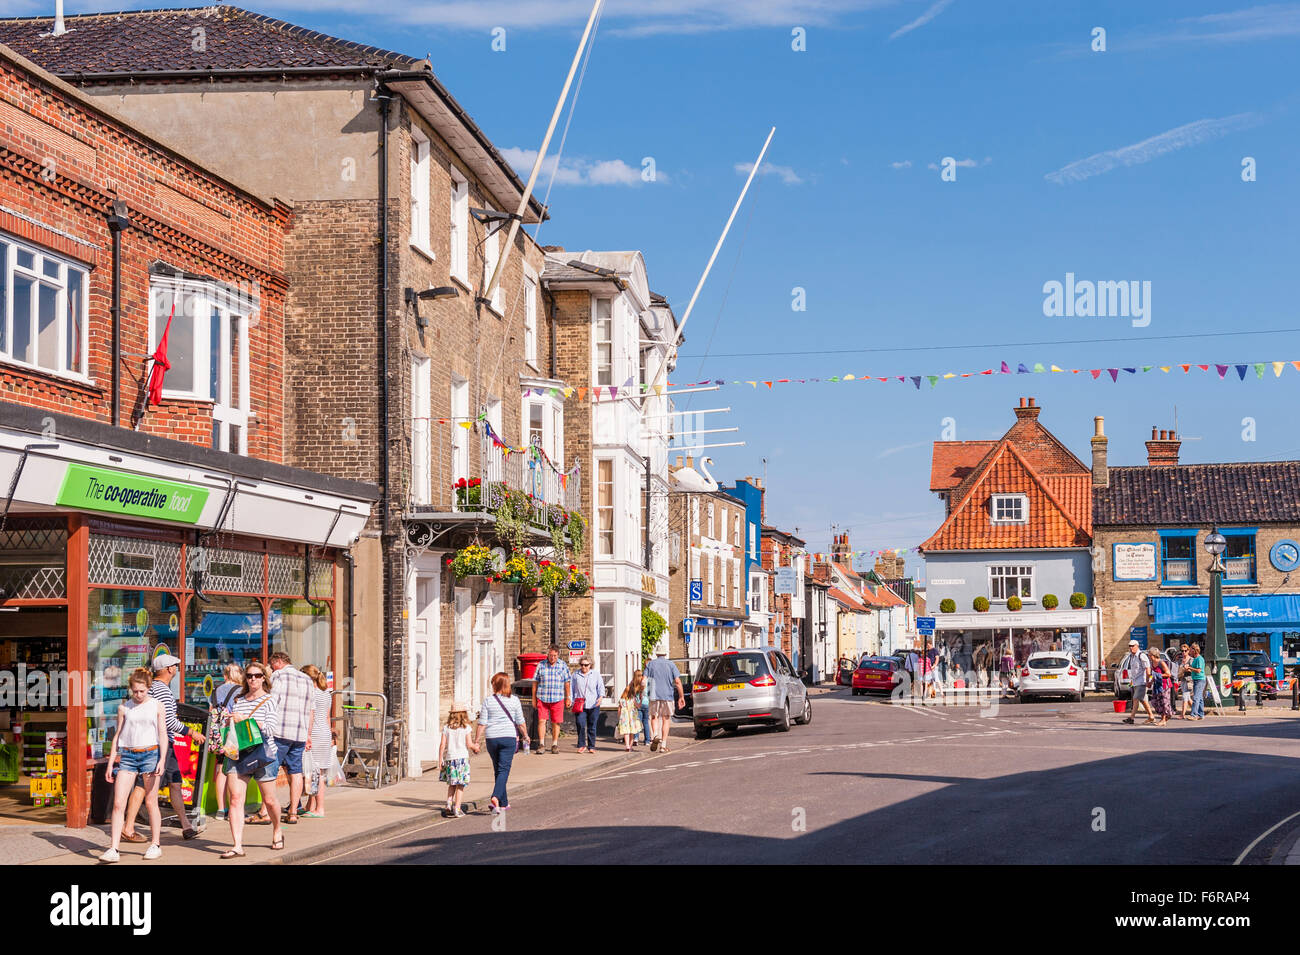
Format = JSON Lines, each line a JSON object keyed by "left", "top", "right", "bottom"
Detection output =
{"left": 494, "top": 694, "right": 525, "bottom": 752}
{"left": 229, "top": 696, "right": 270, "bottom": 756}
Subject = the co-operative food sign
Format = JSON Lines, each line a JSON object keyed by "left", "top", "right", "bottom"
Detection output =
{"left": 56, "top": 464, "right": 209, "bottom": 524}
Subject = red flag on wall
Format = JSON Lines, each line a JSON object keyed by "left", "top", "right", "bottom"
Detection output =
{"left": 146, "top": 303, "right": 174, "bottom": 407}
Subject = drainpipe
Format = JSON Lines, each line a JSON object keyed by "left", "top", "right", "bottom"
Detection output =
{"left": 548, "top": 294, "right": 558, "bottom": 380}
{"left": 106, "top": 201, "right": 130, "bottom": 428}
{"left": 375, "top": 84, "right": 397, "bottom": 733}
{"left": 343, "top": 550, "right": 357, "bottom": 689}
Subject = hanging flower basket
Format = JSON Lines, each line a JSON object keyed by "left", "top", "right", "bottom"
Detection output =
{"left": 492, "top": 552, "right": 540, "bottom": 588}
{"left": 536, "top": 560, "right": 566, "bottom": 597}
{"left": 448, "top": 543, "right": 494, "bottom": 579}
{"left": 559, "top": 566, "right": 589, "bottom": 597}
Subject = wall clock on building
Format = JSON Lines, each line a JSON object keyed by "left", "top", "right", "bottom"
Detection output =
{"left": 1269, "top": 540, "right": 1300, "bottom": 573}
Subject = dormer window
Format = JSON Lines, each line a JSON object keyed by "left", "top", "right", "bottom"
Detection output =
{"left": 991, "top": 494, "right": 1028, "bottom": 524}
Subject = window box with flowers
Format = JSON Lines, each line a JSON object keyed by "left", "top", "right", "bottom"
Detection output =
{"left": 447, "top": 542, "right": 495, "bottom": 579}
{"left": 453, "top": 478, "right": 483, "bottom": 510}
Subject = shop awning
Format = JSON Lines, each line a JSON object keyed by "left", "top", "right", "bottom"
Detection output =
{"left": 1150, "top": 594, "right": 1300, "bottom": 633}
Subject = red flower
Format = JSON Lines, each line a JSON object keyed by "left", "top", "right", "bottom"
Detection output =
{"left": 469, "top": 479, "right": 481, "bottom": 487}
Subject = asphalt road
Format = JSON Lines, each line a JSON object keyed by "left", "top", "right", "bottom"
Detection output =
{"left": 324, "top": 688, "right": 1300, "bottom": 865}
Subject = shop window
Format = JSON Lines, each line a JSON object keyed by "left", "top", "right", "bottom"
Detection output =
{"left": 0, "top": 234, "right": 90, "bottom": 381}
{"left": 184, "top": 594, "right": 264, "bottom": 705}
{"left": 1159, "top": 532, "right": 1195, "bottom": 585}
{"left": 88, "top": 589, "right": 181, "bottom": 756}
{"left": 1219, "top": 529, "right": 1257, "bottom": 584}
{"left": 88, "top": 533, "right": 182, "bottom": 590}
{"left": 269, "top": 598, "right": 332, "bottom": 673}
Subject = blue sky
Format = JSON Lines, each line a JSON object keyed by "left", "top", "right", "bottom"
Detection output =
{"left": 32, "top": 0, "right": 1300, "bottom": 578}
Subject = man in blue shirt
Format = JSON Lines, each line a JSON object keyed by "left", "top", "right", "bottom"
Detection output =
{"left": 532, "top": 645, "right": 571, "bottom": 755}
{"left": 645, "top": 650, "right": 684, "bottom": 754}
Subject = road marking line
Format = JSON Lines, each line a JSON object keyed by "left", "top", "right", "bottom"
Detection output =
{"left": 1233, "top": 809, "right": 1300, "bottom": 866}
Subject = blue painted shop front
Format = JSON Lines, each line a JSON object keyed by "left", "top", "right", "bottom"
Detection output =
{"left": 1149, "top": 594, "right": 1300, "bottom": 674}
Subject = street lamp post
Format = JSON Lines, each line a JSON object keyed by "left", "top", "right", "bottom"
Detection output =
{"left": 1204, "top": 532, "right": 1232, "bottom": 706}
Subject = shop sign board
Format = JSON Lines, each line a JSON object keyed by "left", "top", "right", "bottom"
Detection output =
{"left": 689, "top": 580, "right": 703, "bottom": 602}
{"left": 56, "top": 463, "right": 209, "bottom": 523}
{"left": 775, "top": 567, "right": 796, "bottom": 595}
{"left": 1129, "top": 626, "right": 1148, "bottom": 649}
{"left": 1112, "top": 543, "right": 1157, "bottom": 581}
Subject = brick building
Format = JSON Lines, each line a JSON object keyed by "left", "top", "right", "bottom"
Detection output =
{"left": 0, "top": 5, "right": 571, "bottom": 774}
{"left": 760, "top": 525, "right": 805, "bottom": 663}
{"left": 1092, "top": 421, "right": 1300, "bottom": 680}
{"left": 0, "top": 43, "right": 375, "bottom": 827}
{"left": 666, "top": 473, "right": 746, "bottom": 664}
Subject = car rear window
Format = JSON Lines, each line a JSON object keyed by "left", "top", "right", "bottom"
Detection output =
{"left": 699, "top": 653, "right": 768, "bottom": 683}
{"left": 858, "top": 658, "right": 890, "bottom": 670}
{"left": 1028, "top": 657, "right": 1071, "bottom": 670}
{"left": 1232, "top": 653, "right": 1271, "bottom": 667}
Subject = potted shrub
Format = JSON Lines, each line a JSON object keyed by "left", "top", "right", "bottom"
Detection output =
{"left": 1042, "top": 593, "right": 1059, "bottom": 610}
{"left": 1006, "top": 595, "right": 1022, "bottom": 612}
{"left": 939, "top": 598, "right": 956, "bottom": 614}
{"left": 973, "top": 596, "right": 989, "bottom": 613}
{"left": 448, "top": 542, "right": 494, "bottom": 579}
{"left": 1069, "top": 592, "right": 1087, "bottom": 609}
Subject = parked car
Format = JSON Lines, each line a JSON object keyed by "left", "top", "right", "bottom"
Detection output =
{"left": 1017, "top": 652, "right": 1084, "bottom": 703}
{"left": 669, "top": 657, "right": 695, "bottom": 716}
{"left": 692, "top": 646, "right": 811, "bottom": 739}
{"left": 852, "top": 656, "right": 902, "bottom": 696}
{"left": 1230, "top": 650, "right": 1277, "bottom": 700}
{"left": 1113, "top": 659, "right": 1133, "bottom": 701}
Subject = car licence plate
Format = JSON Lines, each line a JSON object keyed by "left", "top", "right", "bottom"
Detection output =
{"left": 1239, "top": 670, "right": 1255, "bottom": 676}
{"left": 1039, "top": 674, "right": 1058, "bottom": 679}
{"left": 716, "top": 683, "right": 744, "bottom": 691}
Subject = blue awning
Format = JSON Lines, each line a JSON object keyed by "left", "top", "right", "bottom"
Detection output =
{"left": 1150, "top": 594, "right": 1300, "bottom": 633}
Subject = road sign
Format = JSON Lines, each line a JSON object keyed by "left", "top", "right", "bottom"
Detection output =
{"left": 917, "top": 616, "right": 935, "bottom": 634}
{"left": 1130, "top": 626, "right": 1148, "bottom": 649}
{"left": 682, "top": 618, "right": 696, "bottom": 635}
{"left": 689, "top": 580, "right": 703, "bottom": 602}
{"left": 568, "top": 640, "right": 587, "bottom": 650}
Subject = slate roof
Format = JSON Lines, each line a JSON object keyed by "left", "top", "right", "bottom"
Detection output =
{"left": 1094, "top": 462, "right": 1300, "bottom": 525}
{"left": 0, "top": 6, "right": 422, "bottom": 74}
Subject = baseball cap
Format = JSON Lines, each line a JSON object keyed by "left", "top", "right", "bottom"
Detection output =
{"left": 152, "top": 654, "right": 181, "bottom": 670}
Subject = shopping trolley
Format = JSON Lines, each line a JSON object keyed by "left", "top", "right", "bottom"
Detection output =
{"left": 339, "top": 691, "right": 403, "bottom": 788}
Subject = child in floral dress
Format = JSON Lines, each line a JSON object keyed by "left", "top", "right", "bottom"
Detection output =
{"left": 438, "top": 702, "right": 478, "bottom": 816}
{"left": 617, "top": 681, "right": 644, "bottom": 752}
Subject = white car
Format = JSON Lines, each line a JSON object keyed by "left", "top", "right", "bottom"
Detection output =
{"left": 1017, "top": 651, "right": 1085, "bottom": 703}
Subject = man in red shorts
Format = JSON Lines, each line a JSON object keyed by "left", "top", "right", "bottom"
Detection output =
{"left": 532, "top": 645, "right": 571, "bottom": 754}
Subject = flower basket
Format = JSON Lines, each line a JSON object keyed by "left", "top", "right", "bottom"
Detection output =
{"left": 536, "top": 560, "right": 566, "bottom": 597}
{"left": 453, "top": 478, "right": 483, "bottom": 510}
{"left": 559, "top": 566, "right": 589, "bottom": 597}
{"left": 493, "top": 552, "right": 540, "bottom": 589}
{"left": 448, "top": 543, "right": 495, "bottom": 579}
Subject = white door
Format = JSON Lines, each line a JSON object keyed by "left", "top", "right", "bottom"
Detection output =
{"left": 454, "top": 587, "right": 472, "bottom": 709}
{"left": 472, "top": 592, "right": 500, "bottom": 712}
{"left": 407, "top": 565, "right": 441, "bottom": 774}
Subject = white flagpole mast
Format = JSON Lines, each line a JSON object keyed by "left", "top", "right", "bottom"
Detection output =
{"left": 482, "top": 0, "right": 604, "bottom": 303}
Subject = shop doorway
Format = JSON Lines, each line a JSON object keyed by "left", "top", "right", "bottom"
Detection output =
{"left": 0, "top": 607, "right": 70, "bottom": 826}
{"left": 407, "top": 562, "right": 441, "bottom": 773}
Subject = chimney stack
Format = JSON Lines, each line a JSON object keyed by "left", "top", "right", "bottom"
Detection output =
{"left": 1013, "top": 396, "right": 1041, "bottom": 421}
{"left": 1091, "top": 416, "right": 1109, "bottom": 488}
{"left": 1145, "top": 427, "right": 1181, "bottom": 467}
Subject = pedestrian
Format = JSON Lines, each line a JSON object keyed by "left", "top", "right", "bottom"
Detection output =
{"left": 645, "top": 649, "right": 684, "bottom": 753}
{"left": 438, "top": 700, "right": 477, "bottom": 817}
{"left": 299, "top": 664, "right": 332, "bottom": 818}
{"left": 473, "top": 673, "right": 530, "bottom": 813}
{"left": 100, "top": 668, "right": 168, "bottom": 863}
{"left": 633, "top": 669, "right": 651, "bottom": 747}
{"left": 938, "top": 644, "right": 949, "bottom": 686}
{"left": 570, "top": 656, "right": 603, "bottom": 753}
{"left": 1148, "top": 648, "right": 1173, "bottom": 726}
{"left": 1119, "top": 640, "right": 1154, "bottom": 725}
{"left": 219, "top": 661, "right": 283, "bottom": 858}
{"left": 1175, "top": 645, "right": 1192, "bottom": 719}
{"left": 617, "top": 679, "right": 644, "bottom": 752}
{"left": 1186, "top": 642, "right": 1207, "bottom": 720}
{"left": 119, "top": 654, "right": 205, "bottom": 844}
{"left": 531, "top": 645, "right": 571, "bottom": 755}
{"left": 921, "top": 650, "right": 936, "bottom": 699}
{"left": 268, "top": 651, "right": 315, "bottom": 823}
{"left": 212, "top": 662, "right": 242, "bottom": 822}
{"left": 999, "top": 647, "right": 1016, "bottom": 697}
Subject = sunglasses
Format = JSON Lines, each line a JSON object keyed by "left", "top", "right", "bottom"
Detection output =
{"left": 247, "top": 672, "right": 265, "bottom": 679}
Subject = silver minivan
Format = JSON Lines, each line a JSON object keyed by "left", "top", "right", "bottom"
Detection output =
{"left": 691, "top": 646, "right": 811, "bottom": 739}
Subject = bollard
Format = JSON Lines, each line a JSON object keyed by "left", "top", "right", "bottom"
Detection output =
{"left": 1292, "top": 675, "right": 1299, "bottom": 711}
{"left": 1238, "top": 683, "right": 1247, "bottom": 712}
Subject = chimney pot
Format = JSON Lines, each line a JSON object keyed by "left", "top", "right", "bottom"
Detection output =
{"left": 1019, "top": 397, "right": 1026, "bottom": 408}
{"left": 1094, "top": 415, "right": 1105, "bottom": 437}
{"left": 1028, "top": 397, "right": 1035, "bottom": 407}
{"left": 1151, "top": 427, "right": 1158, "bottom": 440}
{"left": 686, "top": 456, "right": 694, "bottom": 469}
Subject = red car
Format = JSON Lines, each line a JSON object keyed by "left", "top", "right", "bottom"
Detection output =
{"left": 852, "top": 657, "right": 902, "bottom": 696}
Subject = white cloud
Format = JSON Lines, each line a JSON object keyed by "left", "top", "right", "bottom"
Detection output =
{"left": 890, "top": 160, "right": 912, "bottom": 169}
{"left": 1140, "top": 4, "right": 1300, "bottom": 48}
{"left": 1045, "top": 113, "right": 1261, "bottom": 185}
{"left": 925, "top": 157, "right": 986, "bottom": 169}
{"left": 501, "top": 147, "right": 662, "bottom": 186}
{"left": 735, "top": 160, "right": 805, "bottom": 185}
{"left": 876, "top": 440, "right": 928, "bottom": 459}
{"left": 889, "top": 0, "right": 956, "bottom": 39}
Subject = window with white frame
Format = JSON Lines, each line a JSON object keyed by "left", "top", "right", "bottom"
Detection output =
{"left": 690, "top": 497, "right": 699, "bottom": 539}
{"left": 524, "top": 275, "right": 537, "bottom": 367}
{"left": 149, "top": 277, "right": 251, "bottom": 454}
{"left": 718, "top": 556, "right": 726, "bottom": 608}
{"left": 451, "top": 376, "right": 469, "bottom": 487}
{"left": 409, "top": 126, "right": 431, "bottom": 255}
{"left": 733, "top": 514, "right": 741, "bottom": 547}
{"left": 732, "top": 560, "right": 740, "bottom": 609}
{"left": 750, "top": 572, "right": 765, "bottom": 613}
{"left": 449, "top": 167, "right": 469, "bottom": 283}
{"left": 481, "top": 209, "right": 502, "bottom": 312}
{"left": 989, "top": 565, "right": 1033, "bottom": 601}
{"left": 552, "top": 407, "right": 563, "bottom": 467}
{"left": 594, "top": 298, "right": 613, "bottom": 386}
{"left": 597, "top": 602, "right": 615, "bottom": 689}
{"left": 526, "top": 401, "right": 544, "bottom": 450}
{"left": 991, "top": 494, "right": 1028, "bottom": 524}
{"left": 1, "top": 236, "right": 89, "bottom": 381}
{"left": 749, "top": 523, "right": 757, "bottom": 561}
{"left": 706, "top": 501, "right": 715, "bottom": 539}
{"left": 705, "top": 558, "right": 714, "bottom": 605}
{"left": 597, "top": 459, "right": 614, "bottom": 556}
{"left": 411, "top": 357, "right": 431, "bottom": 506}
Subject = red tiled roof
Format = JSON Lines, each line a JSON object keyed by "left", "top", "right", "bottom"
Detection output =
{"left": 920, "top": 441, "right": 1091, "bottom": 551}
{"left": 930, "top": 441, "right": 996, "bottom": 491}
{"left": 828, "top": 587, "right": 867, "bottom": 612}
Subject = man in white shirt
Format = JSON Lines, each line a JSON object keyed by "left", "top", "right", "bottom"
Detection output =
{"left": 1120, "top": 640, "right": 1153, "bottom": 724}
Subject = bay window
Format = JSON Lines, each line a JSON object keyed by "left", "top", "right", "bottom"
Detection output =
{"left": 598, "top": 458, "right": 615, "bottom": 556}
{"left": 1, "top": 236, "right": 90, "bottom": 380}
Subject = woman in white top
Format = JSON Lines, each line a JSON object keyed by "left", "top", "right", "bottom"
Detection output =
{"left": 212, "top": 662, "right": 243, "bottom": 821}
{"left": 101, "top": 667, "right": 168, "bottom": 863}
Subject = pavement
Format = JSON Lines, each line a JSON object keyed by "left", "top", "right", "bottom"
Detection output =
{"left": 1, "top": 720, "right": 700, "bottom": 866}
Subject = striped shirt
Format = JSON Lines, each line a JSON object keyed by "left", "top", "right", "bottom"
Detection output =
{"left": 476, "top": 694, "right": 525, "bottom": 740}
{"left": 150, "top": 679, "right": 185, "bottom": 736}
{"left": 270, "top": 664, "right": 315, "bottom": 742}
{"left": 310, "top": 687, "right": 333, "bottom": 773}
{"left": 228, "top": 692, "right": 280, "bottom": 754}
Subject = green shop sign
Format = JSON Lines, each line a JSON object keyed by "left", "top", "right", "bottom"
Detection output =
{"left": 56, "top": 464, "right": 210, "bottom": 524}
